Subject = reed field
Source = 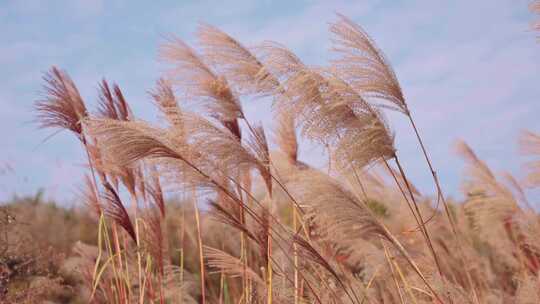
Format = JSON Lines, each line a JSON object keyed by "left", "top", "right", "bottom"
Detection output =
{"left": 1, "top": 5, "right": 540, "bottom": 304}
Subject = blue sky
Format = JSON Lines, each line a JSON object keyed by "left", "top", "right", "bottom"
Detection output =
{"left": 1, "top": 0, "right": 539, "bottom": 204}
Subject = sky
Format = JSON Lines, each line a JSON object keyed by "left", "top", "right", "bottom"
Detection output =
{"left": 1, "top": 0, "right": 539, "bottom": 204}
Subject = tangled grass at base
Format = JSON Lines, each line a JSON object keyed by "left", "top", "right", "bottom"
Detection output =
{"left": 25, "top": 12, "right": 540, "bottom": 304}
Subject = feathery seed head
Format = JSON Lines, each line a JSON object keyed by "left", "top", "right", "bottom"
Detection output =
{"left": 35, "top": 67, "right": 88, "bottom": 139}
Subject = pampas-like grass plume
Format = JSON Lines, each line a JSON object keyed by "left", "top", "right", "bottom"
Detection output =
{"left": 82, "top": 174, "right": 101, "bottom": 216}
{"left": 197, "top": 23, "right": 280, "bottom": 95}
{"left": 455, "top": 140, "right": 518, "bottom": 235}
{"left": 97, "top": 80, "right": 131, "bottom": 121}
{"left": 86, "top": 118, "right": 186, "bottom": 166}
{"left": 150, "top": 79, "right": 184, "bottom": 132}
{"left": 288, "top": 168, "right": 388, "bottom": 242}
{"left": 246, "top": 124, "right": 273, "bottom": 195}
{"left": 281, "top": 67, "right": 395, "bottom": 170}
{"left": 143, "top": 205, "right": 167, "bottom": 275}
{"left": 35, "top": 67, "right": 88, "bottom": 139}
{"left": 330, "top": 14, "right": 407, "bottom": 114}
{"left": 275, "top": 109, "right": 298, "bottom": 164}
{"left": 255, "top": 41, "right": 305, "bottom": 81}
{"left": 102, "top": 181, "right": 137, "bottom": 242}
{"left": 208, "top": 200, "right": 260, "bottom": 245}
{"left": 204, "top": 246, "right": 265, "bottom": 286}
{"left": 255, "top": 42, "right": 303, "bottom": 163}
{"left": 159, "top": 37, "right": 243, "bottom": 128}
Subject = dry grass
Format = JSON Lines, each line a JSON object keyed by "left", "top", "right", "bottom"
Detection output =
{"left": 18, "top": 11, "right": 540, "bottom": 304}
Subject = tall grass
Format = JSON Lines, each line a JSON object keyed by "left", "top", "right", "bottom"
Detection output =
{"left": 30, "top": 13, "right": 540, "bottom": 304}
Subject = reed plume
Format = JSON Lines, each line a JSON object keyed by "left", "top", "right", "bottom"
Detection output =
{"left": 150, "top": 79, "right": 184, "bottom": 132}
{"left": 142, "top": 203, "right": 167, "bottom": 276}
{"left": 85, "top": 119, "right": 186, "bottom": 166}
{"left": 97, "top": 80, "right": 131, "bottom": 121}
{"left": 160, "top": 37, "right": 243, "bottom": 129}
{"left": 204, "top": 246, "right": 265, "bottom": 287}
{"left": 280, "top": 67, "right": 396, "bottom": 171}
{"left": 455, "top": 140, "right": 519, "bottom": 231}
{"left": 287, "top": 168, "right": 442, "bottom": 301}
{"left": 330, "top": 14, "right": 407, "bottom": 114}
{"left": 102, "top": 181, "right": 137, "bottom": 242}
{"left": 275, "top": 109, "right": 298, "bottom": 165}
{"left": 330, "top": 15, "right": 478, "bottom": 299}
{"left": 208, "top": 200, "right": 260, "bottom": 245}
{"left": 35, "top": 67, "right": 88, "bottom": 140}
{"left": 255, "top": 41, "right": 305, "bottom": 82}
{"left": 82, "top": 174, "right": 101, "bottom": 217}
{"left": 197, "top": 23, "right": 280, "bottom": 95}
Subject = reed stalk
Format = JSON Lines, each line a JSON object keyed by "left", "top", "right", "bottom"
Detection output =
{"left": 193, "top": 198, "right": 206, "bottom": 304}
